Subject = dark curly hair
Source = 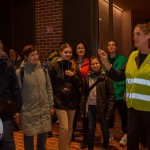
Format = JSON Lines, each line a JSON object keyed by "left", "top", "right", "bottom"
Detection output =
{"left": 73, "top": 42, "right": 89, "bottom": 60}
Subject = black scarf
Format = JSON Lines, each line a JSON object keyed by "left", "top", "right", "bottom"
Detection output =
{"left": 89, "top": 70, "right": 103, "bottom": 79}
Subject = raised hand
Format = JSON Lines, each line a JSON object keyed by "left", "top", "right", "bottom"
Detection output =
{"left": 98, "top": 49, "right": 112, "bottom": 71}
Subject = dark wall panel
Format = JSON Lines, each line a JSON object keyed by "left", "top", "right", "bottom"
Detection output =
{"left": 63, "top": 0, "right": 99, "bottom": 56}
{"left": 63, "top": 0, "right": 91, "bottom": 51}
{"left": 0, "top": 0, "right": 35, "bottom": 54}
{"left": 0, "top": 0, "right": 12, "bottom": 51}
{"left": 13, "top": 0, "right": 35, "bottom": 53}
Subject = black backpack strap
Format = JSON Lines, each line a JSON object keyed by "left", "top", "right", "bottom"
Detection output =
{"left": 42, "top": 67, "right": 48, "bottom": 89}
{"left": 20, "top": 67, "right": 24, "bottom": 91}
{"left": 43, "top": 67, "right": 46, "bottom": 76}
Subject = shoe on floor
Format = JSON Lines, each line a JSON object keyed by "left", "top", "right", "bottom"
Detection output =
{"left": 109, "top": 132, "right": 114, "bottom": 142}
{"left": 47, "top": 131, "right": 53, "bottom": 137}
{"left": 71, "top": 134, "right": 75, "bottom": 142}
{"left": 119, "top": 134, "right": 127, "bottom": 147}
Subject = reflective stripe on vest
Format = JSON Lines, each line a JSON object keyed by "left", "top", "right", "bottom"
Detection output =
{"left": 125, "top": 51, "right": 150, "bottom": 111}
{"left": 126, "top": 78, "right": 150, "bottom": 86}
{"left": 126, "top": 93, "right": 150, "bottom": 101}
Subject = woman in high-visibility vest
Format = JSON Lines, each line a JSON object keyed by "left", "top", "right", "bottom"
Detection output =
{"left": 98, "top": 23, "right": 150, "bottom": 150}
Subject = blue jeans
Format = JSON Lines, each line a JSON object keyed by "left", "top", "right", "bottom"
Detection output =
{"left": 24, "top": 133, "right": 47, "bottom": 150}
{"left": 0, "top": 119, "right": 16, "bottom": 150}
{"left": 88, "top": 105, "right": 109, "bottom": 149}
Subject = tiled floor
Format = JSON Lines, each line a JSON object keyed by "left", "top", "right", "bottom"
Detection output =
{"left": 14, "top": 110, "right": 127, "bottom": 150}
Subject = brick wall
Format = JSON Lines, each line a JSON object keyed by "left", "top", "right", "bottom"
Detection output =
{"left": 35, "top": 0, "right": 63, "bottom": 62}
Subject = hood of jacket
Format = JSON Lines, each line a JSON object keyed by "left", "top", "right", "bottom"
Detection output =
{"left": 20, "top": 60, "right": 42, "bottom": 72}
{"left": 48, "top": 51, "right": 60, "bottom": 60}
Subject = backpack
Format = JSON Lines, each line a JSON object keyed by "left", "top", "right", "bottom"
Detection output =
{"left": 20, "top": 67, "right": 46, "bottom": 90}
{"left": 44, "top": 52, "right": 60, "bottom": 69}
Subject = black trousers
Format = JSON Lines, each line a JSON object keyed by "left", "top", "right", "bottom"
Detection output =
{"left": 24, "top": 133, "right": 47, "bottom": 150}
{"left": 109, "top": 100, "right": 127, "bottom": 133}
{"left": 82, "top": 117, "right": 88, "bottom": 140}
{"left": 127, "top": 108, "right": 150, "bottom": 150}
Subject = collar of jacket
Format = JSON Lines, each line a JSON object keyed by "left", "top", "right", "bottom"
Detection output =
{"left": 87, "top": 69, "right": 105, "bottom": 79}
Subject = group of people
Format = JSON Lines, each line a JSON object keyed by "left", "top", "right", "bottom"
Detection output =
{"left": 0, "top": 22, "right": 150, "bottom": 150}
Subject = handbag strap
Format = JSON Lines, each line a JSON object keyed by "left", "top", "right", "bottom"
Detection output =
{"left": 84, "top": 78, "right": 101, "bottom": 100}
{"left": 87, "top": 78, "right": 100, "bottom": 94}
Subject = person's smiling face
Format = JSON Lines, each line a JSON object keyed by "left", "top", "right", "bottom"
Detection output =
{"left": 25, "top": 50, "right": 39, "bottom": 64}
{"left": 60, "top": 47, "right": 72, "bottom": 60}
{"left": 76, "top": 43, "right": 86, "bottom": 58}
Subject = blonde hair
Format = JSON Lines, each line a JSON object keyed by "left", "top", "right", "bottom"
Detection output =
{"left": 135, "top": 23, "right": 150, "bottom": 48}
{"left": 70, "top": 60, "right": 77, "bottom": 73}
{"left": 59, "top": 42, "right": 77, "bottom": 73}
{"left": 59, "top": 43, "right": 72, "bottom": 52}
{"left": 135, "top": 23, "right": 150, "bottom": 34}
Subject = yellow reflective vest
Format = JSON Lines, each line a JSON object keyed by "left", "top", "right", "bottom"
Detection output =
{"left": 125, "top": 50, "right": 150, "bottom": 111}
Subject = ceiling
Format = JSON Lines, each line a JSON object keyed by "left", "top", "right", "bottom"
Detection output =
{"left": 113, "top": 0, "right": 150, "bottom": 19}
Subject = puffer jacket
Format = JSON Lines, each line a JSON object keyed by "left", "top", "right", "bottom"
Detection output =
{"left": 76, "top": 58, "right": 89, "bottom": 80}
{"left": 49, "top": 60, "right": 82, "bottom": 110}
{"left": 80, "top": 72, "right": 115, "bottom": 120}
{"left": 0, "top": 55, "right": 22, "bottom": 120}
{"left": 16, "top": 60, "right": 53, "bottom": 136}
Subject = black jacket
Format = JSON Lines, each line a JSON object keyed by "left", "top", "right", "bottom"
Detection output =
{"left": 80, "top": 72, "right": 115, "bottom": 120}
{"left": 49, "top": 60, "right": 82, "bottom": 110}
{"left": 0, "top": 56, "right": 22, "bottom": 119}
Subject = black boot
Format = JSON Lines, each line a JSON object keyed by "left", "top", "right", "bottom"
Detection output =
{"left": 80, "top": 138, "right": 87, "bottom": 149}
{"left": 71, "top": 133, "right": 75, "bottom": 142}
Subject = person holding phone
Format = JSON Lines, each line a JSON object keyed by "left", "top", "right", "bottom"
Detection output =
{"left": 49, "top": 43, "right": 82, "bottom": 150}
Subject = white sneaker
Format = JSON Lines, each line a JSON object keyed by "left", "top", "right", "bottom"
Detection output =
{"left": 119, "top": 134, "right": 127, "bottom": 146}
{"left": 109, "top": 132, "right": 114, "bottom": 142}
